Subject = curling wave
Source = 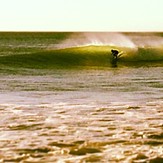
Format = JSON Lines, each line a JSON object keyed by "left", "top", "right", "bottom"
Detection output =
{"left": 0, "top": 46, "right": 163, "bottom": 68}
{"left": 0, "top": 45, "right": 163, "bottom": 69}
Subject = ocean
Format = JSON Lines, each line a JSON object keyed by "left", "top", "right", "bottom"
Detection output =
{"left": 0, "top": 32, "right": 163, "bottom": 162}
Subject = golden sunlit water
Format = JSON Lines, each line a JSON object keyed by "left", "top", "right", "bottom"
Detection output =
{"left": 0, "top": 32, "right": 163, "bottom": 162}
{"left": 0, "top": 68, "right": 162, "bottom": 162}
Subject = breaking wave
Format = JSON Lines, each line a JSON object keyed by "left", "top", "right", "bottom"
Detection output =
{"left": 0, "top": 45, "right": 163, "bottom": 69}
{"left": 0, "top": 32, "right": 163, "bottom": 69}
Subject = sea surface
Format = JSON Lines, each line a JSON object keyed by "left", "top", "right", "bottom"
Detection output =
{"left": 0, "top": 32, "right": 163, "bottom": 162}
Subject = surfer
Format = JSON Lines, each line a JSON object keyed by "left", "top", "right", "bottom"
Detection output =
{"left": 111, "top": 49, "right": 119, "bottom": 60}
{"left": 110, "top": 49, "right": 123, "bottom": 67}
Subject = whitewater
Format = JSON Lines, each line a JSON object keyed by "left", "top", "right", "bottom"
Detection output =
{"left": 0, "top": 32, "right": 162, "bottom": 162}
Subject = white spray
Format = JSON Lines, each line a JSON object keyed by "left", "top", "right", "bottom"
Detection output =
{"left": 48, "top": 32, "right": 163, "bottom": 50}
{"left": 48, "top": 32, "right": 136, "bottom": 49}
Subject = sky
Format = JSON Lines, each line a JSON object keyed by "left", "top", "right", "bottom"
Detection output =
{"left": 0, "top": 0, "right": 163, "bottom": 31}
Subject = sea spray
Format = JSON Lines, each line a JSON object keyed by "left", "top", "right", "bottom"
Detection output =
{"left": 82, "top": 32, "right": 136, "bottom": 48}
{"left": 50, "top": 32, "right": 137, "bottom": 49}
{"left": 126, "top": 33, "right": 163, "bottom": 47}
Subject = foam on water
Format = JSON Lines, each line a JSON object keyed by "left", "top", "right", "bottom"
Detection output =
{"left": 0, "top": 100, "right": 162, "bottom": 162}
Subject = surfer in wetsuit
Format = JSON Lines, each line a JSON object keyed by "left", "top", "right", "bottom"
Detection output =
{"left": 110, "top": 49, "right": 123, "bottom": 67}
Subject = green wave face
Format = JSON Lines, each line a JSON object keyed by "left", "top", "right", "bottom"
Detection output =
{"left": 0, "top": 45, "right": 163, "bottom": 69}
{"left": 0, "top": 32, "right": 163, "bottom": 69}
{"left": 0, "top": 45, "right": 109, "bottom": 69}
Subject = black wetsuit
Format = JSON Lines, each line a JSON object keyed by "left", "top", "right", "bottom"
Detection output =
{"left": 111, "top": 50, "right": 119, "bottom": 67}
